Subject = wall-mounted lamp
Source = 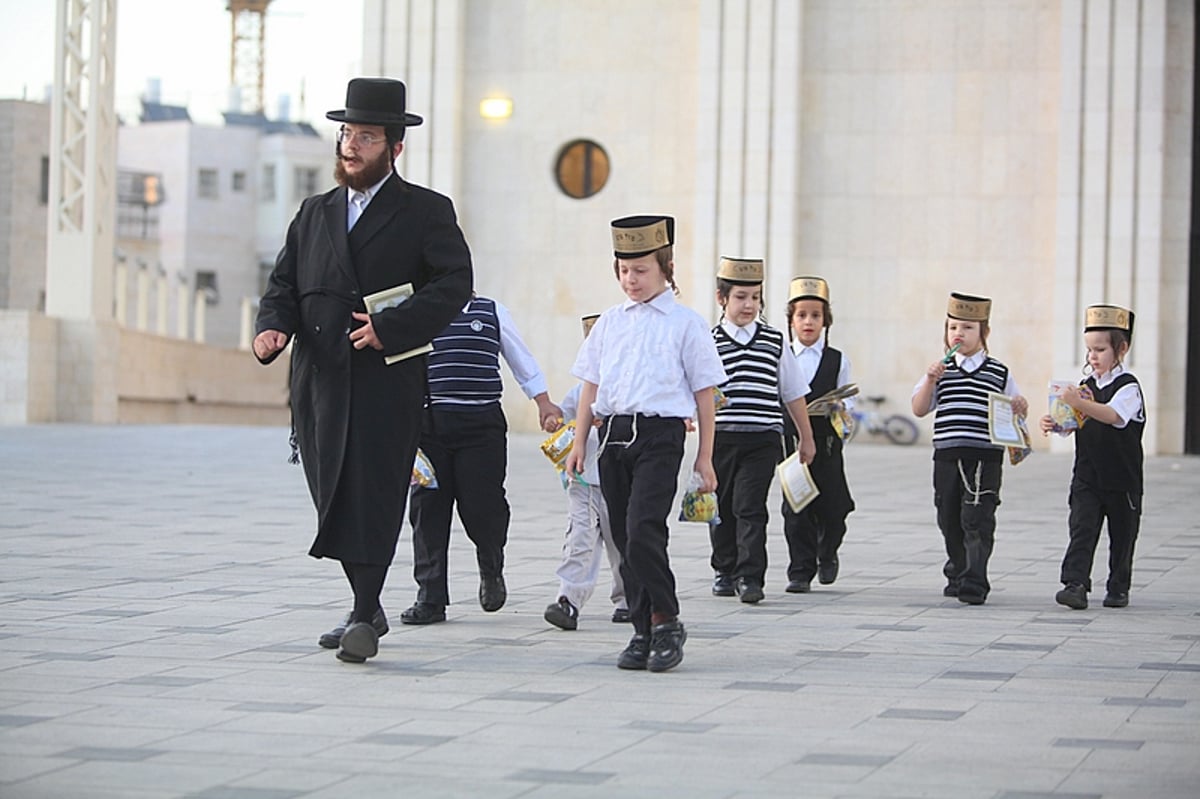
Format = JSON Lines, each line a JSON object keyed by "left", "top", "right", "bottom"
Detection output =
{"left": 479, "top": 97, "right": 513, "bottom": 119}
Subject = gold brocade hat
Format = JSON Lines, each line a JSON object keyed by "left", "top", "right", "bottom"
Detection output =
{"left": 611, "top": 215, "right": 674, "bottom": 258}
{"left": 581, "top": 314, "right": 600, "bottom": 338}
{"left": 1085, "top": 304, "right": 1135, "bottom": 339}
{"left": 788, "top": 276, "right": 830, "bottom": 303}
{"left": 717, "top": 257, "right": 764, "bottom": 285}
{"left": 947, "top": 292, "right": 991, "bottom": 322}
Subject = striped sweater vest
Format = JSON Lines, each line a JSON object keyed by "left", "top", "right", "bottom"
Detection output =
{"left": 713, "top": 323, "right": 785, "bottom": 432}
{"left": 932, "top": 356, "right": 1009, "bottom": 451}
{"left": 426, "top": 297, "right": 503, "bottom": 409}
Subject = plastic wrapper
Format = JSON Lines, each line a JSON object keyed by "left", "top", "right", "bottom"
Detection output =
{"left": 830, "top": 404, "right": 853, "bottom": 440}
{"left": 411, "top": 448, "right": 438, "bottom": 489}
{"left": 1007, "top": 416, "right": 1033, "bottom": 466}
{"left": 713, "top": 387, "right": 729, "bottom": 411}
{"left": 540, "top": 421, "right": 575, "bottom": 468}
{"left": 1048, "top": 380, "right": 1090, "bottom": 433}
{"left": 678, "top": 472, "right": 720, "bottom": 525}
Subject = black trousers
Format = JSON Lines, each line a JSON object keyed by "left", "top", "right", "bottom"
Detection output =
{"left": 408, "top": 405, "right": 509, "bottom": 606}
{"left": 710, "top": 430, "right": 781, "bottom": 585}
{"left": 1060, "top": 480, "right": 1140, "bottom": 594}
{"left": 598, "top": 414, "right": 686, "bottom": 635}
{"left": 933, "top": 455, "right": 1003, "bottom": 599}
{"left": 783, "top": 431, "right": 854, "bottom": 582}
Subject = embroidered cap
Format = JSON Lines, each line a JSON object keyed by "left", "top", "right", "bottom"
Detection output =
{"left": 581, "top": 314, "right": 600, "bottom": 338}
{"left": 788, "top": 276, "right": 830, "bottom": 303}
{"left": 717, "top": 257, "right": 764, "bottom": 285}
{"left": 947, "top": 292, "right": 991, "bottom": 322}
{"left": 611, "top": 215, "right": 674, "bottom": 258}
{"left": 1085, "top": 304, "right": 1134, "bottom": 340}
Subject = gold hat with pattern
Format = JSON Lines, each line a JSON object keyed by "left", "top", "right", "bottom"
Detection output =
{"left": 947, "top": 292, "right": 991, "bottom": 322}
{"left": 788, "top": 276, "right": 830, "bottom": 303}
{"left": 1085, "top": 304, "right": 1134, "bottom": 339}
{"left": 717, "top": 257, "right": 764, "bottom": 285}
{"left": 611, "top": 215, "right": 674, "bottom": 258}
{"left": 581, "top": 314, "right": 600, "bottom": 338}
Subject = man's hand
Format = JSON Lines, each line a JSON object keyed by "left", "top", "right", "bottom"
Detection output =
{"left": 349, "top": 311, "right": 383, "bottom": 351}
{"left": 253, "top": 329, "right": 288, "bottom": 361}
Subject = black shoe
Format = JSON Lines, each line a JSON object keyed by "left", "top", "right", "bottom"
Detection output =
{"left": 957, "top": 592, "right": 986, "bottom": 606}
{"left": 318, "top": 607, "right": 389, "bottom": 649}
{"left": 1102, "top": 592, "right": 1129, "bottom": 608}
{"left": 336, "top": 621, "right": 379, "bottom": 663}
{"left": 617, "top": 633, "right": 650, "bottom": 670}
{"left": 735, "top": 578, "right": 764, "bottom": 604}
{"left": 712, "top": 574, "right": 735, "bottom": 597}
{"left": 544, "top": 597, "right": 579, "bottom": 630}
{"left": 785, "top": 579, "right": 811, "bottom": 594}
{"left": 1055, "top": 583, "right": 1088, "bottom": 610}
{"left": 818, "top": 557, "right": 839, "bottom": 585}
{"left": 647, "top": 620, "right": 687, "bottom": 672}
{"left": 400, "top": 602, "right": 447, "bottom": 625}
{"left": 479, "top": 574, "right": 507, "bottom": 612}
{"left": 611, "top": 607, "right": 631, "bottom": 623}
{"left": 943, "top": 582, "right": 959, "bottom": 597}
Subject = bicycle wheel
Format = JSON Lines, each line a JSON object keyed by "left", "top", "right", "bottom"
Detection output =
{"left": 882, "top": 415, "right": 919, "bottom": 445}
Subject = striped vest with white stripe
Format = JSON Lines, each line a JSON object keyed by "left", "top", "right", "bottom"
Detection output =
{"left": 713, "top": 323, "right": 785, "bottom": 432}
{"left": 932, "top": 356, "right": 1009, "bottom": 450}
{"left": 426, "top": 297, "right": 503, "bottom": 409}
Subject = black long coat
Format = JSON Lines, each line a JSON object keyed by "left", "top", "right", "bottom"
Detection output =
{"left": 255, "top": 174, "right": 472, "bottom": 565}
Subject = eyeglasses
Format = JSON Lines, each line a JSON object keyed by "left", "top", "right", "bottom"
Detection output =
{"left": 337, "top": 127, "right": 385, "bottom": 147}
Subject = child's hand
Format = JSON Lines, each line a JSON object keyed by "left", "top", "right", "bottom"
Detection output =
{"left": 1011, "top": 394, "right": 1028, "bottom": 417}
{"left": 1059, "top": 384, "right": 1083, "bottom": 409}
{"left": 1038, "top": 414, "right": 1055, "bottom": 436}
{"left": 693, "top": 459, "right": 718, "bottom": 493}
{"left": 926, "top": 361, "right": 947, "bottom": 381}
{"left": 799, "top": 436, "right": 816, "bottom": 465}
{"left": 563, "top": 445, "right": 586, "bottom": 482}
{"left": 683, "top": 418, "right": 696, "bottom": 433}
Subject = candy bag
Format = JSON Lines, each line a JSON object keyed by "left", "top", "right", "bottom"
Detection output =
{"left": 411, "top": 448, "right": 438, "bottom": 489}
{"left": 713, "top": 386, "right": 729, "bottom": 411}
{"left": 1007, "top": 416, "right": 1033, "bottom": 466}
{"left": 678, "top": 472, "right": 720, "bottom": 524}
{"left": 540, "top": 421, "right": 575, "bottom": 468}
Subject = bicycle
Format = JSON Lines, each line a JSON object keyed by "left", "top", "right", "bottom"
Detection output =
{"left": 844, "top": 395, "right": 919, "bottom": 445}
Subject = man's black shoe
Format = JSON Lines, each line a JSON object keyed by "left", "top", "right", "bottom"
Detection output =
{"left": 544, "top": 596, "right": 579, "bottom": 630}
{"left": 1102, "top": 591, "right": 1129, "bottom": 608}
{"left": 479, "top": 574, "right": 507, "bottom": 612}
{"left": 957, "top": 592, "right": 986, "bottom": 606}
{"left": 647, "top": 620, "right": 687, "bottom": 672}
{"left": 785, "top": 579, "right": 811, "bottom": 593}
{"left": 400, "top": 602, "right": 446, "bottom": 625}
{"left": 611, "top": 607, "right": 631, "bottom": 623}
{"left": 943, "top": 582, "right": 959, "bottom": 597}
{"left": 617, "top": 633, "right": 650, "bottom": 670}
{"left": 336, "top": 621, "right": 379, "bottom": 663}
{"left": 1055, "top": 583, "right": 1088, "bottom": 610}
{"left": 712, "top": 574, "right": 735, "bottom": 597}
{"left": 818, "top": 557, "right": 839, "bottom": 585}
{"left": 735, "top": 577, "right": 764, "bottom": 604}
{"left": 318, "top": 607, "right": 389, "bottom": 649}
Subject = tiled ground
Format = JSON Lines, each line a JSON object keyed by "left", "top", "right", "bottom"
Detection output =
{"left": 0, "top": 425, "right": 1197, "bottom": 798}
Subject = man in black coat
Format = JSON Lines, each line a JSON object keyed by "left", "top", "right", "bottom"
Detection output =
{"left": 253, "top": 78, "right": 472, "bottom": 664}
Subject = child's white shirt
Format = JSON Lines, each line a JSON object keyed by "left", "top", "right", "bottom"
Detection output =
{"left": 788, "top": 336, "right": 854, "bottom": 410}
{"left": 572, "top": 290, "right": 727, "bottom": 418}
{"left": 1092, "top": 364, "right": 1144, "bottom": 428}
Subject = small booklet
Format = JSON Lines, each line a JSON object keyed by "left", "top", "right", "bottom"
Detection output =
{"left": 987, "top": 392, "right": 1026, "bottom": 447}
{"left": 777, "top": 451, "right": 820, "bottom": 513}
{"left": 362, "top": 283, "right": 434, "bottom": 365}
{"left": 806, "top": 383, "right": 859, "bottom": 416}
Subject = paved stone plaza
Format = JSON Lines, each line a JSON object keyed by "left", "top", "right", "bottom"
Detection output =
{"left": 0, "top": 424, "right": 1197, "bottom": 798}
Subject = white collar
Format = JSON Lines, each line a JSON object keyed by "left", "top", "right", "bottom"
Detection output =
{"left": 348, "top": 174, "right": 389, "bottom": 205}
{"left": 622, "top": 289, "right": 675, "bottom": 314}
{"left": 721, "top": 319, "right": 758, "bottom": 340}
{"left": 1093, "top": 363, "right": 1126, "bottom": 388}
{"left": 791, "top": 336, "right": 826, "bottom": 356}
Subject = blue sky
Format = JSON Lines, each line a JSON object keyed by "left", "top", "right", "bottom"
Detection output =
{"left": 0, "top": 0, "right": 361, "bottom": 133}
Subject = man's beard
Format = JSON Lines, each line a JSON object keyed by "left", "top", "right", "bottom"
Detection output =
{"left": 334, "top": 144, "right": 394, "bottom": 190}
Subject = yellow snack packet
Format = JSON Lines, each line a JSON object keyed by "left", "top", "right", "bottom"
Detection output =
{"left": 540, "top": 421, "right": 576, "bottom": 468}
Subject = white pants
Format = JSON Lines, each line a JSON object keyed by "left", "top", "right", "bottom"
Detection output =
{"left": 555, "top": 481, "right": 626, "bottom": 610}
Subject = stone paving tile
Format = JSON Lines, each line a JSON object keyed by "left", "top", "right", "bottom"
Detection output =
{"left": 0, "top": 425, "right": 1197, "bottom": 797}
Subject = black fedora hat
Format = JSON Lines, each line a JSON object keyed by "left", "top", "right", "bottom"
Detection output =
{"left": 326, "top": 78, "right": 424, "bottom": 127}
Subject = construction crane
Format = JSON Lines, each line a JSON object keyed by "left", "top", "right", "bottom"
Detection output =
{"left": 227, "top": 0, "right": 273, "bottom": 114}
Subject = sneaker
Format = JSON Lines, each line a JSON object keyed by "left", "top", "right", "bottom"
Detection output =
{"left": 1102, "top": 592, "right": 1129, "bottom": 608}
{"left": 544, "top": 597, "right": 579, "bottom": 630}
{"left": 1055, "top": 583, "right": 1088, "bottom": 610}
{"left": 617, "top": 633, "right": 650, "bottom": 670}
{"left": 611, "top": 607, "right": 631, "bottom": 623}
{"left": 712, "top": 574, "right": 735, "bottom": 597}
{"left": 647, "top": 620, "right": 687, "bottom": 673}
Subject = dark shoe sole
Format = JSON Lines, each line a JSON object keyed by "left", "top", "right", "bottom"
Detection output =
{"left": 544, "top": 603, "right": 578, "bottom": 630}
{"left": 786, "top": 581, "right": 811, "bottom": 594}
{"left": 1056, "top": 590, "right": 1088, "bottom": 610}
{"left": 738, "top": 586, "right": 765, "bottom": 604}
{"left": 337, "top": 622, "right": 378, "bottom": 663}
{"left": 479, "top": 578, "right": 507, "bottom": 612}
{"left": 1102, "top": 594, "right": 1128, "bottom": 608}
{"left": 943, "top": 585, "right": 959, "bottom": 597}
{"left": 319, "top": 610, "right": 389, "bottom": 649}
{"left": 400, "top": 606, "right": 446, "bottom": 625}
{"left": 957, "top": 593, "right": 986, "bottom": 606}
{"left": 712, "top": 586, "right": 735, "bottom": 597}
{"left": 611, "top": 609, "right": 631, "bottom": 624}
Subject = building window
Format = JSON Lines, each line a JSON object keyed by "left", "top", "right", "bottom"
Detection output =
{"left": 293, "top": 166, "right": 319, "bottom": 202}
{"left": 39, "top": 157, "right": 49, "bottom": 205}
{"left": 554, "top": 139, "right": 610, "bottom": 199}
{"left": 232, "top": 171, "right": 246, "bottom": 192}
{"left": 195, "top": 270, "right": 219, "bottom": 305}
{"left": 261, "top": 164, "right": 276, "bottom": 202}
{"left": 198, "top": 168, "right": 219, "bottom": 199}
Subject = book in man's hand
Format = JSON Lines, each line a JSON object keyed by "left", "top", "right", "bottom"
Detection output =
{"left": 362, "top": 283, "right": 434, "bottom": 365}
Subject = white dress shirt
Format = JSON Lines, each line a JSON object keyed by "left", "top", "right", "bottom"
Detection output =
{"left": 346, "top": 173, "right": 389, "bottom": 231}
{"left": 1091, "top": 364, "right": 1144, "bottom": 428}
{"left": 788, "top": 335, "right": 852, "bottom": 408}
